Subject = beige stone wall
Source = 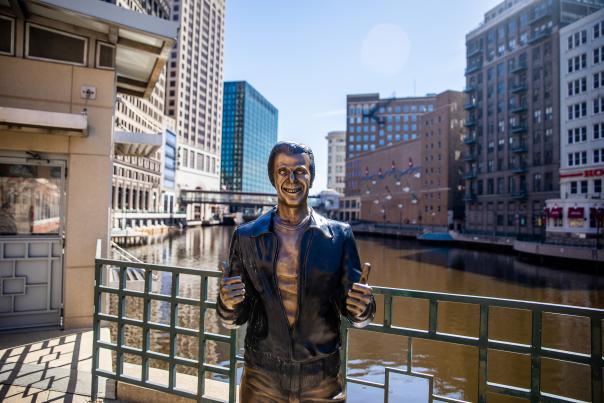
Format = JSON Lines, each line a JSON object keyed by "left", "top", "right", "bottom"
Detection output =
{"left": 0, "top": 55, "right": 115, "bottom": 328}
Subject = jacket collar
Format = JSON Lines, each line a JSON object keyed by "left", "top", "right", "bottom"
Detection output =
{"left": 250, "top": 206, "right": 333, "bottom": 239}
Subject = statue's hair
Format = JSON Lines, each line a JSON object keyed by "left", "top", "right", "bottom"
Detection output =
{"left": 267, "top": 141, "right": 315, "bottom": 187}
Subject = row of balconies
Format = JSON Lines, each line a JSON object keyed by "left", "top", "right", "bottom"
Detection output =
{"left": 463, "top": 188, "right": 529, "bottom": 203}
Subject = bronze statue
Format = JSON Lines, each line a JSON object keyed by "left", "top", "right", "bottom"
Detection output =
{"left": 218, "top": 141, "right": 375, "bottom": 402}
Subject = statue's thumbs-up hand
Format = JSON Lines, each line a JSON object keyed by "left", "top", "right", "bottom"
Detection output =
{"left": 219, "top": 261, "right": 245, "bottom": 311}
{"left": 346, "top": 263, "right": 373, "bottom": 318}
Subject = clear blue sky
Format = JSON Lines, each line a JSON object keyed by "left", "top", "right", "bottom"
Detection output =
{"left": 223, "top": 0, "right": 501, "bottom": 193}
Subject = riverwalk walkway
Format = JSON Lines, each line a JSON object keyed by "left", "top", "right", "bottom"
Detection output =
{"left": 0, "top": 328, "right": 119, "bottom": 402}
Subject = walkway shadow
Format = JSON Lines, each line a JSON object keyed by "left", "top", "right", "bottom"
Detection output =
{"left": 0, "top": 328, "right": 115, "bottom": 401}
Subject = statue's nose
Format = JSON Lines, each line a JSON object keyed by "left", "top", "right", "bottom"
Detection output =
{"left": 289, "top": 171, "right": 296, "bottom": 183}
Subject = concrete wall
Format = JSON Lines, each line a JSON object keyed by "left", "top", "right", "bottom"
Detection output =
{"left": 0, "top": 55, "right": 115, "bottom": 328}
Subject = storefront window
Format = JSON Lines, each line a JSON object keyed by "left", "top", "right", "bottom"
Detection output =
{"left": 0, "top": 163, "right": 62, "bottom": 235}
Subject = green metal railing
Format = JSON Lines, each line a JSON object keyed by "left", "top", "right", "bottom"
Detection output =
{"left": 92, "top": 242, "right": 603, "bottom": 402}
{"left": 341, "top": 286, "right": 604, "bottom": 403}
{"left": 91, "top": 241, "right": 238, "bottom": 402}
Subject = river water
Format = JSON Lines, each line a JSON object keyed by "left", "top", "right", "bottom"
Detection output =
{"left": 112, "top": 226, "right": 603, "bottom": 402}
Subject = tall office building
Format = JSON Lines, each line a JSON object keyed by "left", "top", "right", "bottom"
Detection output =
{"left": 221, "top": 81, "right": 278, "bottom": 194}
{"left": 106, "top": 0, "right": 174, "bottom": 230}
{"left": 463, "top": 0, "right": 603, "bottom": 236}
{"left": 345, "top": 93, "right": 437, "bottom": 220}
{"left": 167, "top": 0, "right": 225, "bottom": 222}
{"left": 546, "top": 9, "right": 604, "bottom": 238}
{"left": 325, "top": 131, "right": 346, "bottom": 195}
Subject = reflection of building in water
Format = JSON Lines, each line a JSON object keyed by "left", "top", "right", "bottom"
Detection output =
{"left": 0, "top": 165, "right": 61, "bottom": 235}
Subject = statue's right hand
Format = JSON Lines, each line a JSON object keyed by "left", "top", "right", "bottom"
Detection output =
{"left": 219, "top": 261, "right": 245, "bottom": 310}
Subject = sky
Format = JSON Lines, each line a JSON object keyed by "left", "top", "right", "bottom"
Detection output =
{"left": 223, "top": 0, "right": 501, "bottom": 193}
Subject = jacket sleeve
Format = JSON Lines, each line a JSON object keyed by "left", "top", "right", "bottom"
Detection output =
{"left": 339, "top": 224, "right": 375, "bottom": 328}
{"left": 217, "top": 228, "right": 254, "bottom": 328}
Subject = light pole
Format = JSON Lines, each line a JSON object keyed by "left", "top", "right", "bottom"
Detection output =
{"left": 398, "top": 203, "right": 403, "bottom": 228}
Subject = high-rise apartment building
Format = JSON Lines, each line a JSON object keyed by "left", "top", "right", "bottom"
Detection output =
{"left": 546, "top": 9, "right": 604, "bottom": 238}
{"left": 106, "top": 0, "right": 175, "bottom": 230}
{"left": 221, "top": 81, "right": 278, "bottom": 194}
{"left": 419, "top": 91, "right": 467, "bottom": 229}
{"left": 167, "top": 0, "right": 225, "bottom": 222}
{"left": 345, "top": 93, "right": 437, "bottom": 220}
{"left": 325, "top": 131, "right": 346, "bottom": 195}
{"left": 464, "top": 0, "right": 603, "bottom": 236}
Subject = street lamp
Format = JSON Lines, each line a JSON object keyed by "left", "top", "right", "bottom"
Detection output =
{"left": 398, "top": 203, "right": 403, "bottom": 228}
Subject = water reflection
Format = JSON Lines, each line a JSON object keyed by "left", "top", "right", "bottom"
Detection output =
{"left": 110, "top": 226, "right": 602, "bottom": 401}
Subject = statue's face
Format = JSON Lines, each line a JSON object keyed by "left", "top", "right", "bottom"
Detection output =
{"left": 273, "top": 152, "right": 311, "bottom": 207}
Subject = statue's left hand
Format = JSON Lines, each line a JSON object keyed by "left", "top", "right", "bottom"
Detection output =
{"left": 346, "top": 283, "right": 372, "bottom": 318}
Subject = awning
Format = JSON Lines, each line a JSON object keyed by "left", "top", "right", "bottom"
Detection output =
{"left": 0, "top": 106, "right": 87, "bottom": 136}
{"left": 568, "top": 207, "right": 584, "bottom": 219}
{"left": 114, "top": 130, "right": 162, "bottom": 157}
{"left": 549, "top": 207, "right": 562, "bottom": 219}
{"left": 590, "top": 208, "right": 604, "bottom": 221}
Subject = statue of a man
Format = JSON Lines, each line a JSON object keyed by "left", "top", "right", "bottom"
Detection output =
{"left": 218, "top": 141, "right": 375, "bottom": 402}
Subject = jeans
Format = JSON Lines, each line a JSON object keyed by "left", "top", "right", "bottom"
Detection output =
{"left": 239, "top": 364, "right": 346, "bottom": 403}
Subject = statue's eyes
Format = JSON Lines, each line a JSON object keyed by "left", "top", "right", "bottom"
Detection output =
{"left": 278, "top": 168, "right": 288, "bottom": 175}
{"left": 295, "top": 168, "right": 306, "bottom": 175}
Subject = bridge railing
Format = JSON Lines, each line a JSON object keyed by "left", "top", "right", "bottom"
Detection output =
{"left": 91, "top": 241, "right": 238, "bottom": 403}
{"left": 341, "top": 286, "right": 604, "bottom": 403}
{"left": 92, "top": 247, "right": 603, "bottom": 402}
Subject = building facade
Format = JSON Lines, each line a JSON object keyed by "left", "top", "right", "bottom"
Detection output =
{"left": 345, "top": 93, "right": 437, "bottom": 221}
{"left": 221, "top": 81, "right": 278, "bottom": 194}
{"left": 0, "top": 0, "right": 175, "bottom": 329}
{"left": 167, "top": 0, "right": 225, "bottom": 223}
{"left": 464, "top": 0, "right": 603, "bottom": 236}
{"left": 419, "top": 91, "right": 467, "bottom": 229}
{"left": 325, "top": 130, "right": 346, "bottom": 195}
{"left": 108, "top": 0, "right": 173, "bottom": 231}
{"left": 546, "top": 9, "right": 604, "bottom": 238}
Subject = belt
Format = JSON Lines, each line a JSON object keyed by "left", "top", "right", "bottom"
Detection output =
{"left": 244, "top": 349, "right": 341, "bottom": 378}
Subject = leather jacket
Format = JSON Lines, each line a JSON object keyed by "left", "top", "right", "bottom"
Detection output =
{"left": 218, "top": 207, "right": 375, "bottom": 364}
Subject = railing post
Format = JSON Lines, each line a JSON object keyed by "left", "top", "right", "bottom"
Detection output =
{"left": 91, "top": 258, "right": 102, "bottom": 402}
{"left": 228, "top": 328, "right": 237, "bottom": 403}
{"left": 429, "top": 299, "right": 438, "bottom": 335}
{"left": 592, "top": 317, "right": 602, "bottom": 403}
{"left": 384, "top": 295, "right": 392, "bottom": 328}
{"left": 478, "top": 304, "right": 488, "bottom": 403}
{"left": 141, "top": 268, "right": 152, "bottom": 383}
{"left": 197, "top": 276, "right": 208, "bottom": 402}
{"left": 530, "top": 310, "right": 542, "bottom": 402}
{"left": 117, "top": 266, "right": 126, "bottom": 377}
{"left": 169, "top": 272, "right": 180, "bottom": 390}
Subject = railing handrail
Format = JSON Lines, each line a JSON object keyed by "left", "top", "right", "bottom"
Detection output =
{"left": 370, "top": 285, "right": 604, "bottom": 317}
{"left": 95, "top": 256, "right": 222, "bottom": 277}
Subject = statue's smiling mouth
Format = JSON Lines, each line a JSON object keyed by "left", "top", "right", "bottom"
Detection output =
{"left": 282, "top": 185, "right": 302, "bottom": 194}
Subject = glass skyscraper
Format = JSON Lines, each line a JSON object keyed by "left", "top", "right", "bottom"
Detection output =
{"left": 221, "top": 81, "right": 278, "bottom": 194}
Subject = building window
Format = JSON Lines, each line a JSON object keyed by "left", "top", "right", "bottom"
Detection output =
{"left": 595, "top": 122, "right": 604, "bottom": 140}
{"left": 594, "top": 148, "right": 604, "bottom": 164}
{"left": 26, "top": 23, "right": 87, "bottom": 66}
{"left": 0, "top": 15, "right": 15, "bottom": 55}
{"left": 595, "top": 179, "right": 603, "bottom": 194}
{"left": 96, "top": 42, "right": 115, "bottom": 70}
{"left": 568, "top": 127, "right": 587, "bottom": 144}
{"left": 595, "top": 46, "right": 604, "bottom": 65}
{"left": 595, "top": 21, "right": 604, "bottom": 39}
{"left": 595, "top": 97, "right": 604, "bottom": 114}
{"left": 594, "top": 72, "right": 604, "bottom": 89}
{"left": 570, "top": 181, "right": 577, "bottom": 194}
{"left": 581, "top": 180, "right": 588, "bottom": 194}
